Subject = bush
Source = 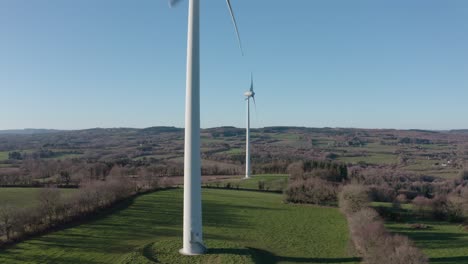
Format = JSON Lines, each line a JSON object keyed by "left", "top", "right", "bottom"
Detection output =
{"left": 409, "top": 223, "right": 429, "bottom": 230}
{"left": 285, "top": 178, "right": 338, "bottom": 205}
{"left": 339, "top": 185, "right": 369, "bottom": 215}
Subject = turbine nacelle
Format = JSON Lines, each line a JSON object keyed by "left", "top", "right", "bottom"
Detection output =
{"left": 244, "top": 91, "right": 255, "bottom": 98}
{"left": 244, "top": 73, "right": 255, "bottom": 101}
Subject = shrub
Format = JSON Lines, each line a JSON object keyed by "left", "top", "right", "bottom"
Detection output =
{"left": 409, "top": 223, "right": 429, "bottom": 230}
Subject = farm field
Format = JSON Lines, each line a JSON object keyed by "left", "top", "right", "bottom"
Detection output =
{"left": 1, "top": 127, "right": 468, "bottom": 186}
{"left": 0, "top": 188, "right": 77, "bottom": 207}
{"left": 0, "top": 189, "right": 358, "bottom": 264}
{"left": 337, "top": 153, "right": 397, "bottom": 165}
{"left": 0, "top": 151, "right": 8, "bottom": 161}
{"left": 214, "top": 174, "right": 289, "bottom": 191}
{"left": 386, "top": 221, "right": 468, "bottom": 264}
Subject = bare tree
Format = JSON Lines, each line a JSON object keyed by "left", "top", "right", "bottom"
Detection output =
{"left": 38, "top": 188, "right": 61, "bottom": 223}
{"left": 0, "top": 205, "right": 15, "bottom": 241}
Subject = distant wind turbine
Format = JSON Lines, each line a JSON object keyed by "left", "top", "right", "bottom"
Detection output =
{"left": 244, "top": 73, "right": 255, "bottom": 179}
{"left": 169, "top": 0, "right": 244, "bottom": 255}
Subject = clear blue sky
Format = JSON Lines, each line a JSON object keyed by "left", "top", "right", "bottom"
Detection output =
{"left": 1, "top": 0, "right": 467, "bottom": 130}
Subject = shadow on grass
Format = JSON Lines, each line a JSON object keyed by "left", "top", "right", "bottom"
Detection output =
{"left": 430, "top": 256, "right": 468, "bottom": 263}
{"left": 209, "top": 247, "right": 360, "bottom": 264}
{"left": 0, "top": 189, "right": 257, "bottom": 263}
{"left": 143, "top": 242, "right": 159, "bottom": 263}
{"left": 0, "top": 193, "right": 138, "bottom": 250}
{"left": 387, "top": 226, "right": 468, "bottom": 250}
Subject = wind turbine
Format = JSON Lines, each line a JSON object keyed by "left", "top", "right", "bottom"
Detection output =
{"left": 169, "top": 0, "right": 243, "bottom": 255}
{"left": 244, "top": 73, "right": 255, "bottom": 179}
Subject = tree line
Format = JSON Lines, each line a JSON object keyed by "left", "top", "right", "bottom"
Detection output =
{"left": 0, "top": 175, "right": 171, "bottom": 247}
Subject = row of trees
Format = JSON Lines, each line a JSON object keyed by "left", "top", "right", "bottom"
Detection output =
{"left": 0, "top": 175, "right": 169, "bottom": 246}
{"left": 347, "top": 166, "right": 461, "bottom": 202}
{"left": 0, "top": 157, "right": 245, "bottom": 187}
{"left": 339, "top": 185, "right": 428, "bottom": 264}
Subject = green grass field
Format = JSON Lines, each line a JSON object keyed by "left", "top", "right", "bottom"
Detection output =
{"left": 0, "top": 151, "right": 9, "bottom": 161}
{"left": 0, "top": 189, "right": 358, "bottom": 264}
{"left": 0, "top": 188, "right": 77, "bottom": 208}
{"left": 215, "top": 174, "right": 289, "bottom": 191}
{"left": 386, "top": 221, "right": 468, "bottom": 264}
{"left": 219, "top": 147, "right": 244, "bottom": 155}
{"left": 337, "top": 153, "right": 397, "bottom": 165}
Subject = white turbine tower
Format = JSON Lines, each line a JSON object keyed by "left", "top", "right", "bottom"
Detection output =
{"left": 244, "top": 74, "right": 255, "bottom": 179}
{"left": 169, "top": 0, "right": 243, "bottom": 255}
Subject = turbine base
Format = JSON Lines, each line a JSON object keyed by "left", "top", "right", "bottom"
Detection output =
{"left": 179, "top": 242, "right": 207, "bottom": 256}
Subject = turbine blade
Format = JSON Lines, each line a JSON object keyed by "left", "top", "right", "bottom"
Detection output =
{"left": 250, "top": 73, "right": 254, "bottom": 92}
{"left": 252, "top": 96, "right": 258, "bottom": 121}
{"left": 169, "top": 0, "right": 184, "bottom": 8}
{"left": 226, "top": 0, "right": 244, "bottom": 55}
{"left": 252, "top": 96, "right": 257, "bottom": 111}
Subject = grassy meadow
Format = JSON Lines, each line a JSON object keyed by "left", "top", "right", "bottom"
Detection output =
{"left": 0, "top": 189, "right": 358, "bottom": 264}
{"left": 0, "top": 188, "right": 77, "bottom": 207}
{"left": 0, "top": 151, "right": 9, "bottom": 161}
{"left": 215, "top": 174, "right": 289, "bottom": 191}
